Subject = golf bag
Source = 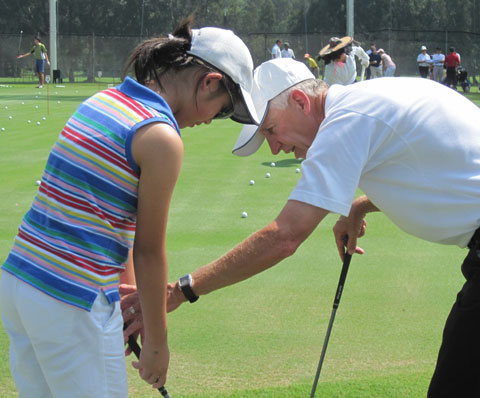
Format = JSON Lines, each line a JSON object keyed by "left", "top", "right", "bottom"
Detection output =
{"left": 457, "top": 67, "right": 471, "bottom": 93}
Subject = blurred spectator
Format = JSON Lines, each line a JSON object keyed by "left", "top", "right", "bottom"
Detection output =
{"left": 431, "top": 47, "right": 445, "bottom": 82}
{"left": 272, "top": 39, "right": 282, "bottom": 59}
{"left": 444, "top": 47, "right": 461, "bottom": 89}
{"left": 417, "top": 45, "right": 431, "bottom": 78}
{"left": 304, "top": 53, "right": 319, "bottom": 78}
{"left": 369, "top": 45, "right": 383, "bottom": 78}
{"left": 378, "top": 49, "right": 396, "bottom": 77}
{"left": 281, "top": 42, "right": 295, "bottom": 59}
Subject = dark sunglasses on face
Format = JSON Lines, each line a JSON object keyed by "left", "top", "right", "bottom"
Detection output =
{"left": 213, "top": 76, "right": 236, "bottom": 120}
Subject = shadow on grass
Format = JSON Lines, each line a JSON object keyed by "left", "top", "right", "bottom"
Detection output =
{"left": 187, "top": 370, "right": 432, "bottom": 398}
{"left": 261, "top": 158, "right": 302, "bottom": 168}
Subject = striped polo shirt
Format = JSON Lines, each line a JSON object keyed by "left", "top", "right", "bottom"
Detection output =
{"left": 2, "top": 77, "right": 180, "bottom": 311}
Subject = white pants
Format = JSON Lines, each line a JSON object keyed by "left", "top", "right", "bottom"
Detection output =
{"left": 0, "top": 272, "right": 128, "bottom": 398}
{"left": 370, "top": 66, "right": 383, "bottom": 78}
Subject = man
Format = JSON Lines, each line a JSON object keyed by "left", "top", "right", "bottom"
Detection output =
{"left": 368, "top": 45, "right": 383, "bottom": 78}
{"left": 281, "top": 42, "right": 295, "bottom": 59}
{"left": 431, "top": 47, "right": 445, "bottom": 82}
{"left": 122, "top": 59, "right": 480, "bottom": 397}
{"left": 444, "top": 47, "right": 461, "bottom": 89}
{"left": 17, "top": 36, "right": 49, "bottom": 88}
{"left": 272, "top": 39, "right": 282, "bottom": 59}
{"left": 417, "top": 45, "right": 431, "bottom": 78}
{"left": 304, "top": 53, "right": 319, "bottom": 78}
{"left": 318, "top": 36, "right": 369, "bottom": 85}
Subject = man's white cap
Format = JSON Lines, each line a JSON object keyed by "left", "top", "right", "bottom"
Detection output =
{"left": 232, "top": 58, "right": 315, "bottom": 157}
{"left": 187, "top": 27, "right": 259, "bottom": 125}
{"left": 421, "top": 45, "right": 427, "bottom": 50}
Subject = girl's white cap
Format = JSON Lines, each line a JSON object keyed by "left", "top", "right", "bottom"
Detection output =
{"left": 188, "top": 27, "right": 259, "bottom": 125}
{"left": 232, "top": 58, "right": 314, "bottom": 157}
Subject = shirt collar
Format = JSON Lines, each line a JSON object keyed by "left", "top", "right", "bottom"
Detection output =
{"left": 117, "top": 76, "right": 180, "bottom": 133}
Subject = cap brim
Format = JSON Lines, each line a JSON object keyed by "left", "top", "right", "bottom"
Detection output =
{"left": 231, "top": 85, "right": 260, "bottom": 125}
{"left": 232, "top": 102, "right": 268, "bottom": 156}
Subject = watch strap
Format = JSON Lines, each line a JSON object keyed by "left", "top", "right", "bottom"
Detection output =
{"left": 178, "top": 274, "right": 199, "bottom": 303}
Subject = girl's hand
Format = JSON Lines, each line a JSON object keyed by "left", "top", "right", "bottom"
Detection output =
{"left": 132, "top": 339, "right": 170, "bottom": 389}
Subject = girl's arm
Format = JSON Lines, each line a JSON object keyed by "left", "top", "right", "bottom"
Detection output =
{"left": 130, "top": 121, "right": 183, "bottom": 389}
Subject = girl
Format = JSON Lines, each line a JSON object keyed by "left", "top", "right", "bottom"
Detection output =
{"left": 0, "top": 17, "right": 258, "bottom": 397}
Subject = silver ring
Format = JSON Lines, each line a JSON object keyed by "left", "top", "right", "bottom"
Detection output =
{"left": 129, "top": 306, "right": 135, "bottom": 315}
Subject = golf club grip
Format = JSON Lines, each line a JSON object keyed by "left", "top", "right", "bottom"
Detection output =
{"left": 333, "top": 253, "right": 352, "bottom": 309}
{"left": 127, "top": 335, "right": 171, "bottom": 398}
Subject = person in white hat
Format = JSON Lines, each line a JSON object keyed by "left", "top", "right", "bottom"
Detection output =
{"left": 121, "top": 58, "right": 480, "bottom": 396}
{"left": 417, "top": 45, "right": 432, "bottom": 78}
{"left": 0, "top": 17, "right": 259, "bottom": 397}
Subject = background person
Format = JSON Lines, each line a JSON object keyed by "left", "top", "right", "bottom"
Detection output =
{"left": 318, "top": 36, "right": 369, "bottom": 85}
{"left": 304, "top": 53, "right": 319, "bottom": 78}
{"left": 417, "top": 45, "right": 431, "bottom": 78}
{"left": 121, "top": 58, "right": 480, "bottom": 398}
{"left": 281, "top": 42, "right": 295, "bottom": 59}
{"left": 272, "top": 39, "right": 282, "bottom": 59}
{"left": 0, "top": 18, "right": 259, "bottom": 398}
{"left": 431, "top": 47, "right": 445, "bottom": 82}
{"left": 368, "top": 45, "right": 383, "bottom": 78}
{"left": 16, "top": 36, "right": 50, "bottom": 88}
{"left": 444, "top": 47, "right": 461, "bottom": 89}
{"left": 377, "top": 48, "right": 396, "bottom": 77}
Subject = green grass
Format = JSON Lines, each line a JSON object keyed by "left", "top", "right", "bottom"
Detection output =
{"left": 0, "top": 82, "right": 479, "bottom": 397}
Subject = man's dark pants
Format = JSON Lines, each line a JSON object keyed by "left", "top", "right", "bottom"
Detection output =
{"left": 428, "top": 230, "right": 480, "bottom": 397}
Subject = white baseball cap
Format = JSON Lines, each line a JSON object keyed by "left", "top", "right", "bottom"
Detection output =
{"left": 187, "top": 28, "right": 259, "bottom": 125}
{"left": 232, "top": 58, "right": 315, "bottom": 157}
{"left": 421, "top": 45, "right": 427, "bottom": 50}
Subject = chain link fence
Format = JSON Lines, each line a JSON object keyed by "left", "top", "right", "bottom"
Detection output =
{"left": 1, "top": 29, "right": 478, "bottom": 83}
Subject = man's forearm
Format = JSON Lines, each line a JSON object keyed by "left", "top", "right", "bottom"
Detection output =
{"left": 191, "top": 220, "right": 295, "bottom": 296}
{"left": 352, "top": 195, "right": 380, "bottom": 218}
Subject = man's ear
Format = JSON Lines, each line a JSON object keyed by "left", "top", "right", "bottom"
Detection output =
{"left": 289, "top": 89, "right": 311, "bottom": 115}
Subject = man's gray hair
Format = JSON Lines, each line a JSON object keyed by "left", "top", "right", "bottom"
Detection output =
{"left": 269, "top": 79, "right": 329, "bottom": 110}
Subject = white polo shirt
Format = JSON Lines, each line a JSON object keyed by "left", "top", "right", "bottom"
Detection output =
{"left": 289, "top": 77, "right": 480, "bottom": 247}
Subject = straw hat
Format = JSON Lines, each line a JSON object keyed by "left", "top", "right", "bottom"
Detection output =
{"left": 319, "top": 36, "right": 353, "bottom": 57}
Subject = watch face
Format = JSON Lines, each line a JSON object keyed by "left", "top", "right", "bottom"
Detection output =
{"left": 179, "top": 274, "right": 191, "bottom": 288}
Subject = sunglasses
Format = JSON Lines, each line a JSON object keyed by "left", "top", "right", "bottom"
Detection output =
{"left": 213, "top": 76, "right": 236, "bottom": 120}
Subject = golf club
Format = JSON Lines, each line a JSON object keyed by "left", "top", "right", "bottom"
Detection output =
{"left": 17, "top": 30, "right": 23, "bottom": 55}
{"left": 310, "top": 250, "right": 353, "bottom": 398}
{"left": 124, "top": 325, "right": 171, "bottom": 398}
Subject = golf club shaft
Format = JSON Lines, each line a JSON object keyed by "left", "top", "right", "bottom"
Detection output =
{"left": 17, "top": 31, "right": 23, "bottom": 55}
{"left": 310, "top": 252, "right": 352, "bottom": 398}
{"left": 127, "top": 333, "right": 171, "bottom": 398}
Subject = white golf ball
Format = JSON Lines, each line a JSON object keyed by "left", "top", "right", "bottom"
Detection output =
{"left": 27, "top": 120, "right": 31, "bottom": 124}
{"left": 57, "top": 101, "right": 61, "bottom": 104}
{"left": 35, "top": 180, "right": 41, "bottom": 186}
{"left": 4, "top": 106, "right": 8, "bottom": 110}
{"left": 35, "top": 95, "right": 38, "bottom": 99}
{"left": 265, "top": 172, "right": 271, "bottom": 178}
{"left": 8, "top": 116, "right": 12, "bottom": 120}
{"left": 42, "top": 117, "right": 46, "bottom": 121}
{"left": 270, "top": 162, "right": 276, "bottom": 167}
{"left": 35, "top": 105, "right": 38, "bottom": 109}
{"left": 36, "top": 121, "right": 40, "bottom": 125}
{"left": 249, "top": 180, "right": 255, "bottom": 185}
{"left": 1, "top": 127, "right": 5, "bottom": 132}
{"left": 21, "top": 102, "right": 25, "bottom": 105}
{"left": 296, "top": 168, "right": 301, "bottom": 173}
{"left": 241, "top": 211, "right": 248, "bottom": 218}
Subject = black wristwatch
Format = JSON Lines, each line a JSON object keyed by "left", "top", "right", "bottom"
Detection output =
{"left": 178, "top": 274, "right": 199, "bottom": 303}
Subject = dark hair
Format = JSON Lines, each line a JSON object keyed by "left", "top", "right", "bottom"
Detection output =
{"left": 449, "top": 47, "right": 455, "bottom": 53}
{"left": 123, "top": 16, "right": 235, "bottom": 111}
{"left": 34, "top": 36, "right": 41, "bottom": 42}
{"left": 319, "top": 44, "right": 352, "bottom": 65}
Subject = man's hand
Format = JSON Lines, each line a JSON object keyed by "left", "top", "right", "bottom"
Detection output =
{"left": 333, "top": 215, "right": 366, "bottom": 260}
{"left": 166, "top": 281, "right": 187, "bottom": 312}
